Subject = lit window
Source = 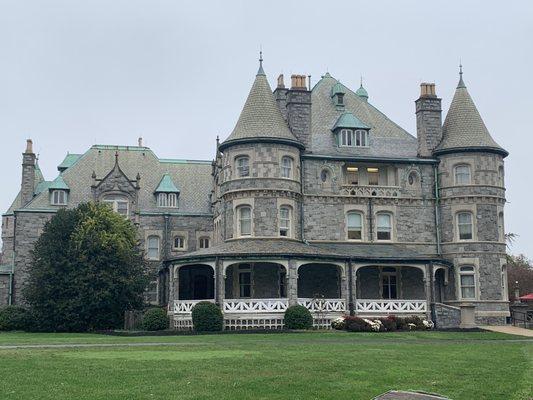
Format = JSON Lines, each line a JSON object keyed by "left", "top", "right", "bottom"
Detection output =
{"left": 459, "top": 266, "right": 476, "bottom": 299}
{"left": 347, "top": 212, "right": 362, "bottom": 240}
{"left": 339, "top": 129, "right": 368, "bottom": 147}
{"left": 346, "top": 167, "right": 359, "bottom": 185}
{"left": 147, "top": 236, "right": 160, "bottom": 260}
{"left": 367, "top": 168, "right": 379, "bottom": 186}
{"left": 238, "top": 264, "right": 252, "bottom": 298}
{"left": 51, "top": 190, "right": 67, "bottom": 205}
{"left": 199, "top": 237, "right": 210, "bottom": 249}
{"left": 236, "top": 156, "right": 250, "bottom": 177}
{"left": 381, "top": 267, "right": 398, "bottom": 299}
{"left": 103, "top": 195, "right": 129, "bottom": 216}
{"left": 376, "top": 213, "right": 392, "bottom": 241}
{"left": 279, "top": 206, "right": 291, "bottom": 237}
{"left": 457, "top": 212, "right": 473, "bottom": 240}
{"left": 281, "top": 156, "right": 293, "bottom": 179}
{"left": 173, "top": 236, "right": 185, "bottom": 250}
{"left": 455, "top": 165, "right": 471, "bottom": 185}
{"left": 238, "top": 206, "right": 252, "bottom": 236}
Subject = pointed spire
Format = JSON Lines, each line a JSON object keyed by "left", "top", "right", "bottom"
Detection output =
{"left": 257, "top": 49, "right": 265, "bottom": 76}
{"left": 355, "top": 75, "right": 369, "bottom": 101}
{"left": 457, "top": 62, "right": 466, "bottom": 89}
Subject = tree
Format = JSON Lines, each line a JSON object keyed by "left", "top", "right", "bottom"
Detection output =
{"left": 24, "top": 202, "right": 148, "bottom": 331}
{"left": 506, "top": 254, "right": 533, "bottom": 302}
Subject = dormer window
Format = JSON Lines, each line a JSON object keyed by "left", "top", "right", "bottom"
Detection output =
{"left": 340, "top": 129, "right": 368, "bottom": 147}
{"left": 332, "top": 112, "right": 370, "bottom": 148}
{"left": 51, "top": 190, "right": 68, "bottom": 205}
{"left": 154, "top": 174, "right": 180, "bottom": 208}
{"left": 158, "top": 193, "right": 178, "bottom": 208}
{"left": 331, "top": 81, "right": 346, "bottom": 108}
{"left": 103, "top": 195, "right": 129, "bottom": 216}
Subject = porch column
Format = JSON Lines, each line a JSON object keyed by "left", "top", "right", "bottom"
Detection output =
{"left": 424, "top": 264, "right": 432, "bottom": 320}
{"left": 349, "top": 263, "right": 360, "bottom": 316}
{"left": 215, "top": 258, "right": 224, "bottom": 307}
{"left": 169, "top": 264, "right": 180, "bottom": 307}
{"left": 287, "top": 259, "right": 298, "bottom": 306}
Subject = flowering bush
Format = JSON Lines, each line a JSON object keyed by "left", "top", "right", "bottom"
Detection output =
{"left": 344, "top": 316, "right": 372, "bottom": 332}
{"left": 334, "top": 315, "right": 433, "bottom": 332}
{"left": 331, "top": 317, "right": 345, "bottom": 330}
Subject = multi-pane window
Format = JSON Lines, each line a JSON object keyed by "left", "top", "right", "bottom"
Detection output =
{"left": 381, "top": 267, "right": 398, "bottom": 299}
{"left": 459, "top": 266, "right": 476, "bottom": 299}
{"left": 173, "top": 236, "right": 185, "bottom": 250}
{"left": 454, "top": 164, "right": 471, "bottom": 185}
{"left": 103, "top": 195, "right": 129, "bottom": 216}
{"left": 339, "top": 129, "right": 368, "bottom": 147}
{"left": 199, "top": 237, "right": 210, "bottom": 249}
{"left": 347, "top": 212, "right": 363, "bottom": 240}
{"left": 281, "top": 156, "right": 293, "bottom": 179}
{"left": 279, "top": 206, "right": 291, "bottom": 237}
{"left": 51, "top": 190, "right": 67, "bottom": 205}
{"left": 346, "top": 167, "right": 359, "bottom": 185}
{"left": 236, "top": 156, "right": 250, "bottom": 177}
{"left": 157, "top": 193, "right": 178, "bottom": 208}
{"left": 147, "top": 236, "right": 160, "bottom": 260}
{"left": 457, "top": 212, "right": 473, "bottom": 240}
{"left": 238, "top": 264, "right": 252, "bottom": 298}
{"left": 367, "top": 168, "right": 379, "bottom": 186}
{"left": 238, "top": 206, "right": 252, "bottom": 236}
{"left": 376, "top": 213, "right": 392, "bottom": 241}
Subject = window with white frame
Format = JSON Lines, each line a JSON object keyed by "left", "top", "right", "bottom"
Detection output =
{"left": 454, "top": 164, "right": 471, "bottom": 185}
{"left": 146, "top": 235, "right": 160, "bottom": 260}
{"left": 381, "top": 267, "right": 398, "bottom": 299}
{"left": 501, "top": 264, "right": 507, "bottom": 300}
{"left": 367, "top": 167, "right": 379, "bottom": 186}
{"left": 199, "top": 237, "right": 210, "bottom": 249}
{"left": 347, "top": 211, "right": 363, "bottom": 240}
{"left": 339, "top": 129, "right": 368, "bottom": 147}
{"left": 279, "top": 206, "right": 291, "bottom": 237}
{"left": 376, "top": 213, "right": 392, "bottom": 241}
{"left": 237, "top": 206, "right": 252, "bottom": 236}
{"left": 281, "top": 156, "right": 293, "bottom": 179}
{"left": 173, "top": 236, "right": 185, "bottom": 250}
{"left": 51, "top": 190, "right": 68, "bottom": 205}
{"left": 459, "top": 265, "right": 476, "bottom": 299}
{"left": 457, "top": 212, "right": 473, "bottom": 240}
{"left": 236, "top": 156, "right": 250, "bottom": 177}
{"left": 103, "top": 195, "right": 129, "bottom": 216}
{"left": 345, "top": 166, "right": 359, "bottom": 185}
{"left": 157, "top": 193, "right": 177, "bottom": 208}
{"left": 498, "top": 212, "right": 504, "bottom": 242}
{"left": 238, "top": 264, "right": 252, "bottom": 298}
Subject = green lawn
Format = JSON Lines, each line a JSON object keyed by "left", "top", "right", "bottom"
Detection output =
{"left": 0, "top": 331, "right": 531, "bottom": 400}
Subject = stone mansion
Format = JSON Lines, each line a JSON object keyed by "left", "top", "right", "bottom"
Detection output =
{"left": 0, "top": 58, "right": 509, "bottom": 329}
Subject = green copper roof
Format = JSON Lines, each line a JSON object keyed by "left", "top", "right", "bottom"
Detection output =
{"left": 355, "top": 85, "right": 369, "bottom": 100}
{"left": 35, "top": 181, "right": 52, "bottom": 194}
{"left": 332, "top": 112, "right": 369, "bottom": 130}
{"left": 331, "top": 81, "right": 346, "bottom": 97}
{"left": 155, "top": 174, "right": 180, "bottom": 193}
{"left": 57, "top": 153, "right": 82, "bottom": 171}
{"left": 48, "top": 175, "right": 70, "bottom": 191}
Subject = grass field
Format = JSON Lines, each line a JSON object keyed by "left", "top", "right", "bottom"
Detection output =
{"left": 0, "top": 331, "right": 531, "bottom": 400}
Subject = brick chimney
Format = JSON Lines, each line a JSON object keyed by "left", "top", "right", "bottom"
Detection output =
{"left": 416, "top": 83, "right": 442, "bottom": 157}
{"left": 21, "top": 139, "right": 36, "bottom": 207}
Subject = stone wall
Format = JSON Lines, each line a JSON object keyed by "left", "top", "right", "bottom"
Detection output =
{"left": 0, "top": 275, "right": 10, "bottom": 306}
{"left": 432, "top": 303, "right": 461, "bottom": 329}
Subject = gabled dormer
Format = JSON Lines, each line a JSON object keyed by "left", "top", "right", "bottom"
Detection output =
{"left": 48, "top": 175, "right": 70, "bottom": 206}
{"left": 154, "top": 174, "right": 180, "bottom": 208}
{"left": 331, "top": 80, "right": 346, "bottom": 109}
{"left": 332, "top": 112, "right": 370, "bottom": 147}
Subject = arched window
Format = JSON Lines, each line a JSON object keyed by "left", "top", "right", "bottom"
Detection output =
{"left": 199, "top": 237, "right": 210, "bottom": 249}
{"left": 408, "top": 171, "right": 419, "bottom": 186}
{"left": 498, "top": 166, "right": 504, "bottom": 186}
{"left": 103, "top": 195, "right": 129, "bottom": 216}
{"left": 237, "top": 206, "right": 252, "bottom": 236}
{"left": 457, "top": 212, "right": 473, "bottom": 240}
{"left": 235, "top": 156, "right": 250, "bottom": 177}
{"left": 146, "top": 236, "right": 160, "bottom": 260}
{"left": 279, "top": 206, "right": 291, "bottom": 237}
{"left": 498, "top": 212, "right": 505, "bottom": 242}
{"left": 51, "top": 190, "right": 68, "bottom": 205}
{"left": 454, "top": 164, "right": 471, "bottom": 185}
{"left": 320, "top": 169, "right": 330, "bottom": 183}
{"left": 459, "top": 265, "right": 476, "bottom": 299}
{"left": 376, "top": 213, "right": 392, "bottom": 241}
{"left": 281, "top": 156, "right": 293, "bottom": 179}
{"left": 173, "top": 236, "right": 185, "bottom": 250}
{"left": 347, "top": 212, "right": 363, "bottom": 240}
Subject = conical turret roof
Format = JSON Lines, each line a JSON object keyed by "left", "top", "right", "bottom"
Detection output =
{"left": 220, "top": 64, "right": 300, "bottom": 150}
{"left": 435, "top": 73, "right": 507, "bottom": 156}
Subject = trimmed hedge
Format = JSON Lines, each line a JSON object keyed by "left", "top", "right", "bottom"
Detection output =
{"left": 0, "top": 306, "right": 33, "bottom": 331}
{"left": 191, "top": 302, "right": 223, "bottom": 332}
{"left": 284, "top": 305, "right": 313, "bottom": 330}
{"left": 141, "top": 308, "right": 169, "bottom": 331}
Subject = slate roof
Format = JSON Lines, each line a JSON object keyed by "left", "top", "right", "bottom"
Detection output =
{"left": 435, "top": 75, "right": 507, "bottom": 156}
{"left": 170, "top": 239, "right": 447, "bottom": 264}
{"left": 220, "top": 66, "right": 300, "bottom": 149}
{"left": 57, "top": 154, "right": 82, "bottom": 171}
{"left": 310, "top": 74, "right": 418, "bottom": 158}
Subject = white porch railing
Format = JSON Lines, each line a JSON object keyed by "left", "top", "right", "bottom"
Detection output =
{"left": 173, "top": 299, "right": 215, "bottom": 314}
{"left": 355, "top": 299, "right": 427, "bottom": 314}
{"left": 223, "top": 298, "right": 288, "bottom": 314}
{"left": 298, "top": 298, "right": 346, "bottom": 313}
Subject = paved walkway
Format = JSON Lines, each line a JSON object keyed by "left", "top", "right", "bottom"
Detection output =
{"left": 480, "top": 325, "right": 533, "bottom": 337}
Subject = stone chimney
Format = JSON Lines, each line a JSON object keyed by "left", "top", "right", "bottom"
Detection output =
{"left": 286, "top": 74, "right": 312, "bottom": 150}
{"left": 138, "top": 137, "right": 143, "bottom": 147}
{"left": 273, "top": 74, "right": 289, "bottom": 121}
{"left": 416, "top": 83, "right": 442, "bottom": 157}
{"left": 21, "top": 139, "right": 36, "bottom": 207}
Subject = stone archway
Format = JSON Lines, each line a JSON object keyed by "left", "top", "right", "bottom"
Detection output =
{"left": 224, "top": 262, "right": 287, "bottom": 299}
{"left": 178, "top": 264, "right": 215, "bottom": 300}
{"left": 297, "top": 263, "right": 342, "bottom": 299}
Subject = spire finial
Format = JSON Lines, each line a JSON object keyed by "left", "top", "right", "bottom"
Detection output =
{"left": 457, "top": 61, "right": 466, "bottom": 89}
{"left": 360, "top": 75, "right": 363, "bottom": 87}
{"left": 257, "top": 47, "right": 265, "bottom": 76}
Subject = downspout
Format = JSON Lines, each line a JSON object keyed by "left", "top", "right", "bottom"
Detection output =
{"left": 163, "top": 214, "right": 170, "bottom": 306}
{"left": 368, "top": 198, "right": 374, "bottom": 242}
{"left": 348, "top": 261, "right": 354, "bottom": 316}
{"left": 433, "top": 165, "right": 442, "bottom": 255}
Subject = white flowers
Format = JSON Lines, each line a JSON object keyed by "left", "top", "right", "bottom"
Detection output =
{"left": 422, "top": 319, "right": 434, "bottom": 329}
{"left": 363, "top": 318, "right": 383, "bottom": 332}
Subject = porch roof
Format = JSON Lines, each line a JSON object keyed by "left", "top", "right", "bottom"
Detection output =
{"left": 168, "top": 239, "right": 450, "bottom": 265}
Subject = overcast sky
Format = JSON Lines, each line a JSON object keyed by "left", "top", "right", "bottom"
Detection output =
{"left": 0, "top": 0, "right": 531, "bottom": 256}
